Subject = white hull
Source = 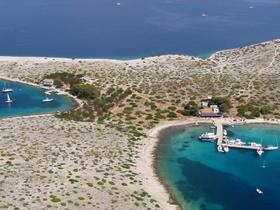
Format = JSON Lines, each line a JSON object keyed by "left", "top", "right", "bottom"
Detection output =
{"left": 42, "top": 98, "right": 54, "bottom": 103}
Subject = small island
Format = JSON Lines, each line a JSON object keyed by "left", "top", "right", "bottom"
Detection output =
{"left": 0, "top": 39, "right": 280, "bottom": 209}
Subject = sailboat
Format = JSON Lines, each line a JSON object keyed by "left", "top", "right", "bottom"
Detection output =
{"left": 5, "top": 93, "right": 12, "bottom": 103}
{"left": 42, "top": 94, "right": 54, "bottom": 103}
{"left": 2, "top": 82, "right": 13, "bottom": 93}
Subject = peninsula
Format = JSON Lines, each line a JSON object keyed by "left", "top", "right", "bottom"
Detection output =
{"left": 0, "top": 39, "right": 280, "bottom": 210}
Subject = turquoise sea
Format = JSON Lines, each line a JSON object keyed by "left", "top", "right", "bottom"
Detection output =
{"left": 157, "top": 123, "right": 280, "bottom": 210}
{"left": 0, "top": 80, "right": 74, "bottom": 118}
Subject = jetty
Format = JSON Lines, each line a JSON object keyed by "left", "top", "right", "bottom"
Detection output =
{"left": 214, "top": 120, "right": 224, "bottom": 146}
{"left": 204, "top": 119, "right": 279, "bottom": 154}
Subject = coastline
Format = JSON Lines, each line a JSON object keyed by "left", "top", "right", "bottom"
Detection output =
{"left": 0, "top": 38, "right": 278, "bottom": 64}
{"left": 142, "top": 117, "right": 280, "bottom": 210}
{"left": 137, "top": 119, "right": 211, "bottom": 210}
{"left": 0, "top": 76, "right": 83, "bottom": 112}
{"left": 0, "top": 38, "right": 279, "bottom": 209}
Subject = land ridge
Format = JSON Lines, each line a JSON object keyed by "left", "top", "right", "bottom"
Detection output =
{"left": 0, "top": 39, "right": 280, "bottom": 210}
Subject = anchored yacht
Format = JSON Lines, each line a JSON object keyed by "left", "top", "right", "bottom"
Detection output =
{"left": 5, "top": 93, "right": 12, "bottom": 103}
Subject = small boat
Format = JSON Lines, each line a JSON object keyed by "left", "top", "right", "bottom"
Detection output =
{"left": 2, "top": 88, "right": 13, "bottom": 93}
{"left": 201, "top": 13, "right": 207, "bottom": 17}
{"left": 256, "top": 188, "right": 263, "bottom": 194}
{"left": 223, "top": 146, "right": 229, "bottom": 153}
{"left": 250, "top": 142, "right": 262, "bottom": 147}
{"left": 223, "top": 129, "right": 227, "bottom": 136}
{"left": 116, "top": 2, "right": 121, "bottom": 6}
{"left": 217, "top": 145, "right": 224, "bottom": 153}
{"left": 2, "top": 82, "right": 13, "bottom": 93}
{"left": 227, "top": 139, "right": 246, "bottom": 145}
{"left": 199, "top": 132, "right": 217, "bottom": 142}
{"left": 42, "top": 97, "right": 54, "bottom": 103}
{"left": 5, "top": 93, "right": 12, "bottom": 103}
{"left": 257, "top": 149, "right": 264, "bottom": 156}
{"left": 264, "top": 145, "right": 278, "bottom": 151}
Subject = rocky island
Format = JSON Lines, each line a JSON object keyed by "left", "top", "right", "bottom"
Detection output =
{"left": 0, "top": 39, "right": 280, "bottom": 210}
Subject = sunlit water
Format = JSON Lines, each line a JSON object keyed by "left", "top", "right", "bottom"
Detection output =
{"left": 0, "top": 0, "right": 280, "bottom": 58}
{"left": 0, "top": 80, "right": 74, "bottom": 118}
{"left": 157, "top": 123, "right": 280, "bottom": 210}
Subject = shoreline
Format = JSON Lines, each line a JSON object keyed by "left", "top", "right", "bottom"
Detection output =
{"left": 0, "top": 76, "right": 83, "bottom": 116}
{"left": 0, "top": 39, "right": 278, "bottom": 64}
{"left": 137, "top": 119, "right": 211, "bottom": 210}
{"left": 141, "top": 117, "right": 280, "bottom": 210}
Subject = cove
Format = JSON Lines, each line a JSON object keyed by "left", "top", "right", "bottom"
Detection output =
{"left": 0, "top": 80, "right": 74, "bottom": 118}
{"left": 156, "top": 123, "right": 280, "bottom": 210}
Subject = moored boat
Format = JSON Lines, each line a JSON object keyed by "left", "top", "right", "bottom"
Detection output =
{"left": 5, "top": 93, "right": 12, "bottom": 103}
{"left": 199, "top": 132, "right": 217, "bottom": 142}
{"left": 257, "top": 148, "right": 264, "bottom": 156}
{"left": 42, "top": 97, "right": 54, "bottom": 103}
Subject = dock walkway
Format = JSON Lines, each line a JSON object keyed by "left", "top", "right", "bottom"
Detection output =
{"left": 214, "top": 120, "right": 223, "bottom": 145}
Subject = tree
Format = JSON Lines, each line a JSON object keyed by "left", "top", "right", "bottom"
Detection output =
{"left": 212, "top": 96, "right": 231, "bottom": 112}
{"left": 70, "top": 84, "right": 99, "bottom": 99}
{"left": 182, "top": 101, "right": 199, "bottom": 116}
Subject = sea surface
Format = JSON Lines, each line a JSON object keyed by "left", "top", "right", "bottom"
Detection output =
{"left": 0, "top": 0, "right": 280, "bottom": 58}
{"left": 0, "top": 80, "right": 74, "bottom": 118}
{"left": 157, "top": 123, "right": 280, "bottom": 210}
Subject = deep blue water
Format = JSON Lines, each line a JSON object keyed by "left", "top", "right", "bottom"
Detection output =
{"left": 0, "top": 0, "right": 280, "bottom": 58}
{"left": 0, "top": 80, "right": 73, "bottom": 118}
{"left": 157, "top": 123, "right": 280, "bottom": 210}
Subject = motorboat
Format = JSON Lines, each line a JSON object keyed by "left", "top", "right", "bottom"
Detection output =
{"left": 227, "top": 139, "right": 246, "bottom": 145}
{"left": 217, "top": 145, "right": 224, "bottom": 153}
{"left": 257, "top": 149, "right": 264, "bottom": 156}
{"left": 264, "top": 145, "right": 278, "bottom": 151}
{"left": 250, "top": 142, "right": 262, "bottom": 147}
{"left": 199, "top": 132, "right": 217, "bottom": 142}
{"left": 256, "top": 188, "right": 263, "bottom": 194}
{"left": 223, "top": 129, "right": 227, "bottom": 136}
{"left": 235, "top": 139, "right": 246, "bottom": 145}
{"left": 223, "top": 146, "right": 229, "bottom": 153}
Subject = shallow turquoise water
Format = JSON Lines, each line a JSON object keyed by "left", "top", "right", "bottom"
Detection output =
{"left": 157, "top": 123, "right": 280, "bottom": 210}
{"left": 0, "top": 80, "right": 74, "bottom": 118}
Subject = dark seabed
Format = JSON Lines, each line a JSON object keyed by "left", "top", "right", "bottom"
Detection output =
{"left": 0, "top": 80, "right": 73, "bottom": 118}
{"left": 0, "top": 0, "right": 280, "bottom": 58}
{"left": 157, "top": 124, "right": 280, "bottom": 210}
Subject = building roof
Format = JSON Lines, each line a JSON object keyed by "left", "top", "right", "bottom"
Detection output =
{"left": 199, "top": 112, "right": 221, "bottom": 117}
{"left": 42, "top": 79, "right": 54, "bottom": 83}
{"left": 200, "top": 107, "right": 213, "bottom": 113}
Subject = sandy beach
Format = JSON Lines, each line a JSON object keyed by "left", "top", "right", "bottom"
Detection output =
{"left": 140, "top": 117, "right": 280, "bottom": 209}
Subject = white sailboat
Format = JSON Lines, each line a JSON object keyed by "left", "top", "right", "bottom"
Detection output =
{"left": 5, "top": 93, "right": 12, "bottom": 103}
{"left": 42, "top": 95, "right": 54, "bottom": 103}
{"left": 2, "top": 82, "right": 13, "bottom": 93}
